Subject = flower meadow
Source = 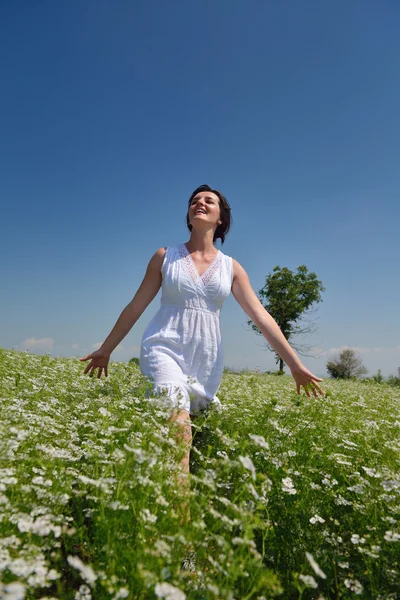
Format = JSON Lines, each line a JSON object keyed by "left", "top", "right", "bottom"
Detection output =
{"left": 0, "top": 348, "right": 399, "bottom": 599}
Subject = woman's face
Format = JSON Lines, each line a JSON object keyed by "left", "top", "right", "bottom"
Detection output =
{"left": 188, "top": 191, "right": 222, "bottom": 230}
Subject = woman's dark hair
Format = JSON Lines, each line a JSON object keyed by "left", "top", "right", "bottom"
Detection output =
{"left": 186, "top": 184, "right": 232, "bottom": 245}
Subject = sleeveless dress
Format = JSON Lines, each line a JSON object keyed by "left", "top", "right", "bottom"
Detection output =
{"left": 139, "top": 243, "right": 233, "bottom": 416}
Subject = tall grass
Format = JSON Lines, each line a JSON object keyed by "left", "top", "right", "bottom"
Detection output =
{"left": 0, "top": 348, "right": 399, "bottom": 599}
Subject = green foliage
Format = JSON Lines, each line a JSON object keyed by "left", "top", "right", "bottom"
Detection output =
{"left": 1, "top": 348, "right": 399, "bottom": 599}
{"left": 326, "top": 348, "right": 368, "bottom": 380}
{"left": 372, "top": 369, "right": 384, "bottom": 383}
{"left": 128, "top": 356, "right": 140, "bottom": 366}
{"left": 388, "top": 374, "right": 400, "bottom": 387}
{"left": 248, "top": 265, "right": 325, "bottom": 371}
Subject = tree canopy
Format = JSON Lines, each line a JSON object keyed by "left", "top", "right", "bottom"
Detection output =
{"left": 248, "top": 265, "right": 325, "bottom": 371}
{"left": 326, "top": 348, "right": 368, "bottom": 379}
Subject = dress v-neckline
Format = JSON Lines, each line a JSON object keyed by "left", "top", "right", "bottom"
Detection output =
{"left": 180, "top": 243, "right": 221, "bottom": 286}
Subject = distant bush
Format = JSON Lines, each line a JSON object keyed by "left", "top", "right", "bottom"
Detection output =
{"left": 388, "top": 374, "right": 400, "bottom": 387}
{"left": 129, "top": 357, "right": 140, "bottom": 366}
{"left": 326, "top": 348, "right": 367, "bottom": 379}
{"left": 372, "top": 369, "right": 384, "bottom": 383}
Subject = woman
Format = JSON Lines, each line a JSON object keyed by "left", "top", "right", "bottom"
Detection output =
{"left": 80, "top": 183, "right": 323, "bottom": 530}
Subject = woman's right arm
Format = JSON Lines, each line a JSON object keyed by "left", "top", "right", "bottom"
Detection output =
{"left": 80, "top": 247, "right": 166, "bottom": 377}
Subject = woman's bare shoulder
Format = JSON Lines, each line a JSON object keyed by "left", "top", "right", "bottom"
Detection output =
{"left": 154, "top": 246, "right": 168, "bottom": 258}
{"left": 231, "top": 257, "right": 249, "bottom": 281}
{"left": 147, "top": 247, "right": 167, "bottom": 269}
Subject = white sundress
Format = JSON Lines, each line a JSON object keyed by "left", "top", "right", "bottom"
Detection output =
{"left": 139, "top": 243, "right": 233, "bottom": 416}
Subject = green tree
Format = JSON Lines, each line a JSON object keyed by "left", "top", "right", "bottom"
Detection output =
{"left": 248, "top": 265, "right": 325, "bottom": 372}
{"left": 326, "top": 348, "right": 367, "bottom": 379}
{"left": 129, "top": 357, "right": 140, "bottom": 366}
{"left": 372, "top": 369, "right": 383, "bottom": 383}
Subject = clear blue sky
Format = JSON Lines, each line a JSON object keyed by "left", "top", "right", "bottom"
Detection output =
{"left": 1, "top": 1, "right": 399, "bottom": 377}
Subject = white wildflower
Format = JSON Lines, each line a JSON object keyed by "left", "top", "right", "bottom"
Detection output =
{"left": 344, "top": 579, "right": 363, "bottom": 594}
{"left": 0, "top": 581, "right": 26, "bottom": 600}
{"left": 17, "top": 514, "right": 33, "bottom": 532}
{"left": 111, "top": 448, "right": 125, "bottom": 462}
{"left": 67, "top": 556, "right": 97, "bottom": 587}
{"left": 74, "top": 584, "right": 92, "bottom": 600}
{"left": 321, "top": 476, "right": 338, "bottom": 487}
{"left": 108, "top": 501, "right": 129, "bottom": 510}
{"left": 298, "top": 574, "right": 318, "bottom": 588}
{"left": 335, "top": 494, "right": 352, "bottom": 506}
{"left": 382, "top": 516, "right": 397, "bottom": 524}
{"left": 335, "top": 458, "right": 352, "bottom": 466}
{"left": 98, "top": 407, "right": 111, "bottom": 417}
{"left": 384, "top": 531, "right": 400, "bottom": 542}
{"left": 1, "top": 477, "right": 18, "bottom": 485}
{"left": 216, "top": 449, "right": 229, "bottom": 460}
{"left": 113, "top": 588, "right": 129, "bottom": 599}
{"left": 306, "top": 552, "right": 327, "bottom": 579}
{"left": 351, "top": 534, "right": 366, "bottom": 545}
{"left": 7, "top": 557, "right": 35, "bottom": 578}
{"left": 155, "top": 582, "right": 186, "bottom": 600}
{"left": 310, "top": 483, "right": 321, "bottom": 490}
{"left": 381, "top": 480, "right": 400, "bottom": 491}
{"left": 156, "top": 495, "right": 169, "bottom": 506}
{"left": 260, "top": 477, "right": 272, "bottom": 496}
{"left": 362, "top": 466, "right": 382, "bottom": 478}
{"left": 232, "top": 537, "right": 245, "bottom": 544}
{"left": 282, "top": 477, "right": 296, "bottom": 494}
{"left": 31, "top": 476, "right": 52, "bottom": 487}
{"left": 239, "top": 455, "right": 256, "bottom": 481}
{"left": 141, "top": 508, "right": 157, "bottom": 523}
{"left": 248, "top": 434, "right": 270, "bottom": 450}
{"left": 347, "top": 484, "right": 365, "bottom": 494}
{"left": 206, "top": 584, "right": 220, "bottom": 595}
{"left": 341, "top": 439, "right": 358, "bottom": 448}
{"left": 309, "top": 515, "right": 325, "bottom": 524}
{"left": 154, "top": 539, "right": 172, "bottom": 558}
{"left": 248, "top": 483, "right": 260, "bottom": 500}
{"left": 338, "top": 561, "right": 349, "bottom": 568}
{"left": 269, "top": 419, "right": 290, "bottom": 434}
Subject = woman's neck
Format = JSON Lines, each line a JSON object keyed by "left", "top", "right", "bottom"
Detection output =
{"left": 185, "top": 230, "right": 217, "bottom": 254}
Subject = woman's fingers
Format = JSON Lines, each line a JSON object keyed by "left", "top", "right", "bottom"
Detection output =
{"left": 83, "top": 363, "right": 93, "bottom": 375}
{"left": 83, "top": 363, "right": 108, "bottom": 378}
{"left": 303, "top": 381, "right": 322, "bottom": 394}
{"left": 296, "top": 377, "right": 324, "bottom": 397}
{"left": 80, "top": 354, "right": 92, "bottom": 361}
{"left": 307, "top": 382, "right": 324, "bottom": 397}
{"left": 307, "top": 372, "right": 324, "bottom": 396}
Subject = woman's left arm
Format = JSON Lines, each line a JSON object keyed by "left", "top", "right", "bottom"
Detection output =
{"left": 231, "top": 259, "right": 324, "bottom": 397}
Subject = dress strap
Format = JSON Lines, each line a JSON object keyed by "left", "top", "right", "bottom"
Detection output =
{"left": 161, "top": 246, "right": 171, "bottom": 277}
{"left": 224, "top": 254, "right": 234, "bottom": 286}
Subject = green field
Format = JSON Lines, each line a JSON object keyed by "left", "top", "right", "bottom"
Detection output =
{"left": 0, "top": 348, "right": 399, "bottom": 599}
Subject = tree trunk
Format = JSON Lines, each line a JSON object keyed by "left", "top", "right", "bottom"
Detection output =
{"left": 279, "top": 357, "right": 284, "bottom": 372}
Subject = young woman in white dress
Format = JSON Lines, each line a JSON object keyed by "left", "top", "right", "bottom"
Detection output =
{"left": 80, "top": 184, "right": 324, "bottom": 528}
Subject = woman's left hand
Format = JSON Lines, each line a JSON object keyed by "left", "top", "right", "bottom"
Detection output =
{"left": 289, "top": 363, "right": 324, "bottom": 397}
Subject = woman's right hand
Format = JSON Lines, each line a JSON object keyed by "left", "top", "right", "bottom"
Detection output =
{"left": 80, "top": 349, "right": 111, "bottom": 379}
